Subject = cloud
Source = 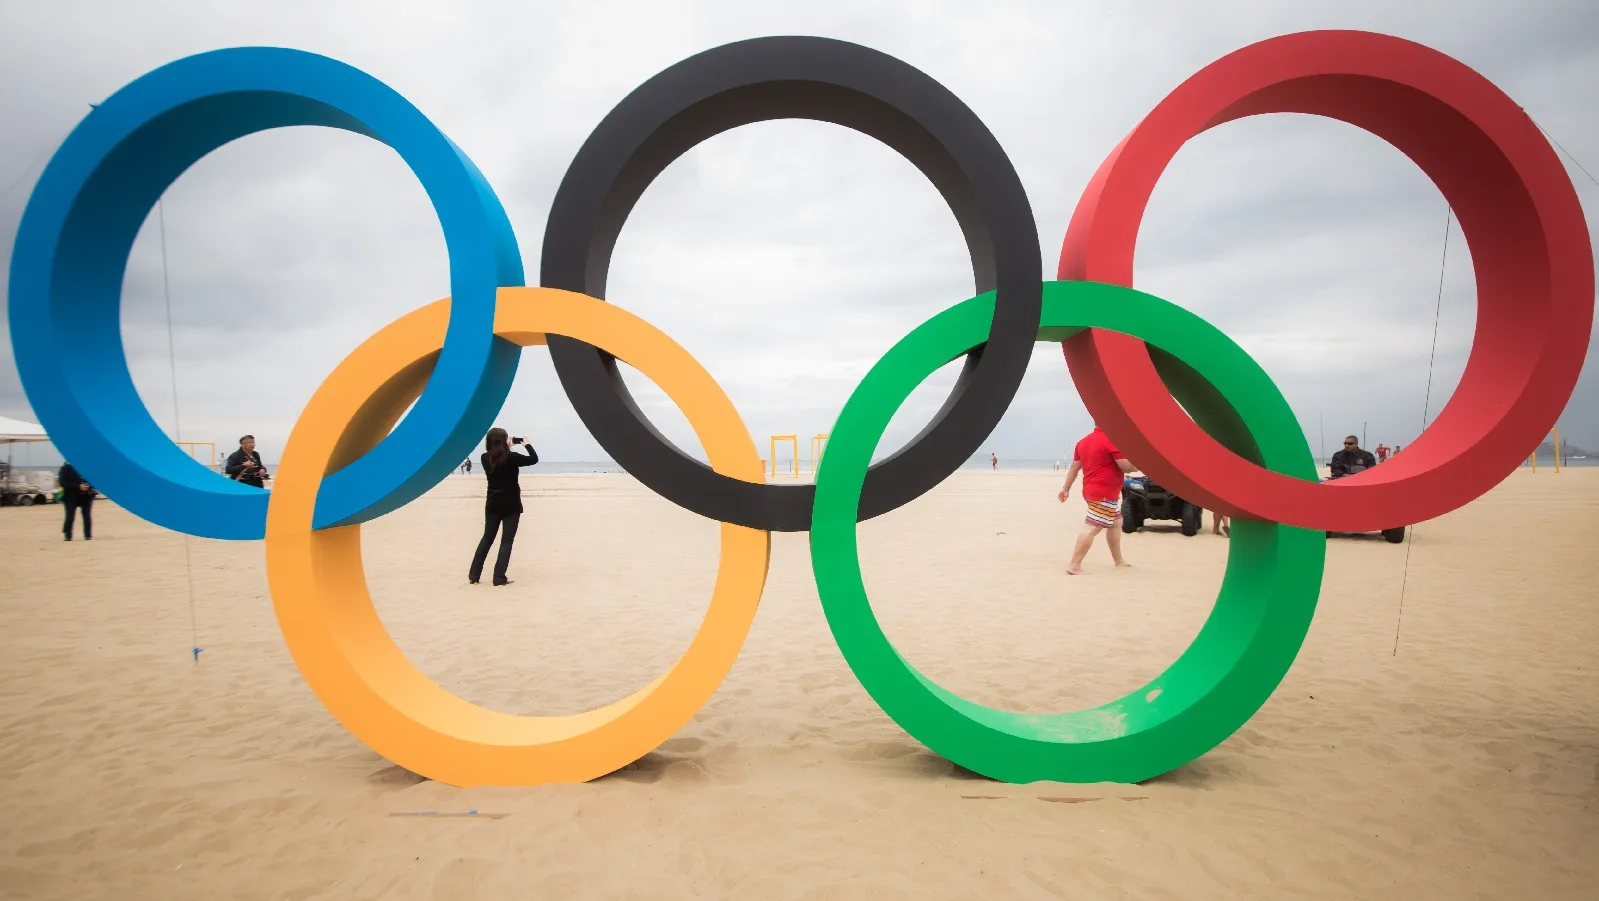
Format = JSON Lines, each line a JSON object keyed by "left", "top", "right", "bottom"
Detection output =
{"left": 1, "top": 0, "right": 1595, "bottom": 479}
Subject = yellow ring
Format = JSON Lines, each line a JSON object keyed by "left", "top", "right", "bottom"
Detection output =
{"left": 263, "top": 287, "right": 770, "bottom": 786}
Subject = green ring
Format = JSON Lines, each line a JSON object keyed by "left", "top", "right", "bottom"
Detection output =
{"left": 810, "top": 280, "right": 1326, "bottom": 783}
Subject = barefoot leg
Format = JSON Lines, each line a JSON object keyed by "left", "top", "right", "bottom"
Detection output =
{"left": 1105, "top": 520, "right": 1130, "bottom": 567}
{"left": 1068, "top": 526, "right": 1097, "bottom": 575}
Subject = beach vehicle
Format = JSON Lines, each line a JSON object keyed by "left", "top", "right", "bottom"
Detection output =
{"left": 1323, "top": 463, "right": 1406, "bottom": 543}
{"left": 0, "top": 461, "right": 53, "bottom": 507}
{"left": 0, "top": 417, "right": 53, "bottom": 505}
{"left": 1120, "top": 475, "right": 1204, "bottom": 536}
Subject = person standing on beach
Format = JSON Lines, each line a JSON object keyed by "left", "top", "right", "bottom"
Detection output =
{"left": 1057, "top": 424, "right": 1137, "bottom": 575}
{"left": 468, "top": 427, "right": 539, "bottom": 586}
{"left": 1376, "top": 443, "right": 1389, "bottom": 463}
{"left": 991, "top": 452, "right": 998, "bottom": 470}
{"left": 225, "top": 435, "right": 269, "bottom": 487}
{"left": 58, "top": 461, "right": 94, "bottom": 541}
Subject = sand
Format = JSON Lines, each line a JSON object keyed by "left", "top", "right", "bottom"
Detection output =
{"left": 0, "top": 466, "right": 1594, "bottom": 899}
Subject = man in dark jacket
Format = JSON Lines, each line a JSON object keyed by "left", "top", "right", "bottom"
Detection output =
{"left": 1330, "top": 435, "right": 1378, "bottom": 477}
{"left": 58, "top": 461, "right": 94, "bottom": 540}
{"left": 225, "top": 435, "right": 269, "bottom": 487}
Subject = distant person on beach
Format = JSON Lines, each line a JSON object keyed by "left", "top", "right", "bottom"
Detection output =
{"left": 468, "top": 427, "right": 539, "bottom": 586}
{"left": 461, "top": 458, "right": 472, "bottom": 474}
{"left": 1376, "top": 443, "right": 1389, "bottom": 463}
{"left": 1330, "top": 435, "right": 1377, "bottom": 477}
{"left": 225, "top": 435, "right": 268, "bottom": 487}
{"left": 1057, "top": 424, "right": 1137, "bottom": 575}
{"left": 1392, "top": 443, "right": 1402, "bottom": 455}
{"left": 991, "top": 453, "right": 997, "bottom": 470}
{"left": 58, "top": 462, "right": 94, "bottom": 541}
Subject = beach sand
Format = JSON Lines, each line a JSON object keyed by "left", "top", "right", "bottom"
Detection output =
{"left": 1, "top": 467, "right": 1594, "bottom": 899}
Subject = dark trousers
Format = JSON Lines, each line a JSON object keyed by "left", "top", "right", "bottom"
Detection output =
{"left": 469, "top": 508, "right": 520, "bottom": 583}
{"left": 63, "top": 492, "right": 93, "bottom": 539}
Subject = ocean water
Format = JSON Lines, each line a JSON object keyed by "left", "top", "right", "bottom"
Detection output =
{"left": 961, "top": 457, "right": 1068, "bottom": 471}
{"left": 531, "top": 458, "right": 1078, "bottom": 474}
{"left": 476, "top": 457, "right": 1072, "bottom": 475}
{"left": 9, "top": 455, "right": 1594, "bottom": 482}
{"left": 513, "top": 461, "right": 627, "bottom": 474}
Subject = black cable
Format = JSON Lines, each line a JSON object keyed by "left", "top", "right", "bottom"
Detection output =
{"left": 1394, "top": 204, "right": 1453, "bottom": 656}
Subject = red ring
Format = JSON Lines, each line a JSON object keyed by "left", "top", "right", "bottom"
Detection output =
{"left": 1058, "top": 30, "right": 1593, "bottom": 532}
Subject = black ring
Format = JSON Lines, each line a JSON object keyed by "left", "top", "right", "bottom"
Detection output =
{"left": 540, "top": 36, "right": 1041, "bottom": 531}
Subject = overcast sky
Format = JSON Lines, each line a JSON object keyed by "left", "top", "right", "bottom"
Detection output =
{"left": 2, "top": 0, "right": 1596, "bottom": 472}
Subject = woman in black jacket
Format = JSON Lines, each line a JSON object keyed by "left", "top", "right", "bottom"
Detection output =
{"left": 468, "top": 427, "right": 538, "bottom": 585}
{"left": 58, "top": 462, "right": 95, "bottom": 541}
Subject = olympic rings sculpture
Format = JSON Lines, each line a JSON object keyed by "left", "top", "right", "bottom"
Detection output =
{"left": 9, "top": 31, "right": 1590, "bottom": 787}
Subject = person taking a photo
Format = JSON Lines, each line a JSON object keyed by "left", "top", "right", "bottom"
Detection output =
{"left": 468, "top": 427, "right": 539, "bottom": 586}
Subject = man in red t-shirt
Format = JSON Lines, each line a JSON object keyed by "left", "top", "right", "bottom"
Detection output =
{"left": 1057, "top": 424, "right": 1138, "bottom": 574}
{"left": 1376, "top": 443, "right": 1389, "bottom": 463}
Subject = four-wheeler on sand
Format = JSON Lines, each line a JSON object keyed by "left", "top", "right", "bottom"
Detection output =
{"left": 1323, "top": 462, "right": 1407, "bottom": 544}
{"left": 1120, "top": 475, "right": 1204, "bottom": 537}
{"left": 1119, "top": 465, "right": 1407, "bottom": 545}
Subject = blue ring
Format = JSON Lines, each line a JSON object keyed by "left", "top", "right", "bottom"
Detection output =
{"left": 8, "top": 47, "right": 523, "bottom": 540}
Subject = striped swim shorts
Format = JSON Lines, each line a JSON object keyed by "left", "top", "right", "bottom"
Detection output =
{"left": 1084, "top": 498, "right": 1121, "bottom": 529}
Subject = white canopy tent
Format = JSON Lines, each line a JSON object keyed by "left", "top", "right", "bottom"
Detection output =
{"left": 0, "top": 415, "right": 50, "bottom": 444}
{"left": 1, "top": 416, "right": 54, "bottom": 502}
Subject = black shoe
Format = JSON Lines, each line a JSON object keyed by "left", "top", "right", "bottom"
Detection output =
{"left": 492, "top": 578, "right": 512, "bottom": 587}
